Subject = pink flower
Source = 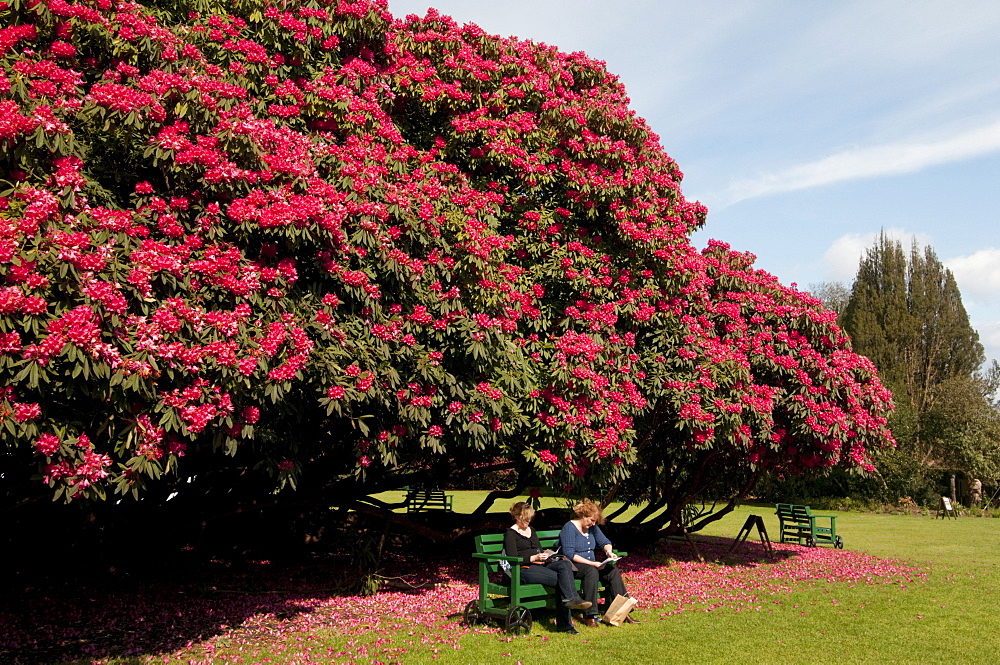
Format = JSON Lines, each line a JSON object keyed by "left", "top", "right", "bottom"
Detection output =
{"left": 13, "top": 401, "right": 41, "bottom": 422}
{"left": 48, "top": 40, "right": 76, "bottom": 58}
{"left": 538, "top": 450, "right": 558, "bottom": 465}
{"left": 34, "top": 433, "right": 61, "bottom": 456}
{"left": 242, "top": 406, "right": 260, "bottom": 424}
{"left": 166, "top": 438, "right": 187, "bottom": 457}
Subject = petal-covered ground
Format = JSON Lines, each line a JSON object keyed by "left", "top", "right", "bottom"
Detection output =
{"left": 0, "top": 539, "right": 922, "bottom": 664}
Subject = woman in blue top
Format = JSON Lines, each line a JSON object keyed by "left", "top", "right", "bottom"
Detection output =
{"left": 559, "top": 499, "right": 635, "bottom": 627}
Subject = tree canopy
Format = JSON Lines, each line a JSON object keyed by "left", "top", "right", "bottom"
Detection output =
{"left": 841, "top": 233, "right": 998, "bottom": 489}
{"left": 1, "top": 0, "right": 894, "bottom": 537}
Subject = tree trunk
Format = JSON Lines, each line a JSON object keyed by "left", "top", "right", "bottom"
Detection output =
{"left": 472, "top": 486, "right": 524, "bottom": 515}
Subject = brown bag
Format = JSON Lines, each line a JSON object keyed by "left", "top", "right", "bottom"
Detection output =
{"left": 602, "top": 594, "right": 638, "bottom": 626}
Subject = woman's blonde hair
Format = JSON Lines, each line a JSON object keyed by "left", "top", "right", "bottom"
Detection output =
{"left": 510, "top": 501, "right": 535, "bottom": 523}
{"left": 572, "top": 499, "right": 604, "bottom": 524}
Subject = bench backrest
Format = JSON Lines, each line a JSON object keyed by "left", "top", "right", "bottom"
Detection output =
{"left": 408, "top": 489, "right": 447, "bottom": 500}
{"left": 776, "top": 503, "right": 813, "bottom": 523}
{"left": 474, "top": 529, "right": 562, "bottom": 575}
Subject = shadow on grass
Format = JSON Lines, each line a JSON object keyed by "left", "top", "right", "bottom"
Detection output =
{"left": 648, "top": 533, "right": 812, "bottom": 569}
{"left": 2, "top": 532, "right": 815, "bottom": 663}
{"left": 0, "top": 550, "right": 464, "bottom": 665}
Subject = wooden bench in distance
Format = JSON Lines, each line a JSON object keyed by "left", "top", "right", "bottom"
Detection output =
{"left": 465, "top": 529, "right": 625, "bottom": 633}
{"left": 775, "top": 503, "right": 843, "bottom": 548}
{"left": 404, "top": 489, "right": 453, "bottom": 512}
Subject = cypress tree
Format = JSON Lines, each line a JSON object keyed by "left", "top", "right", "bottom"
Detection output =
{"left": 842, "top": 232, "right": 987, "bottom": 474}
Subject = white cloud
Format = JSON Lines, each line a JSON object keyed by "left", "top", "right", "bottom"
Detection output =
{"left": 947, "top": 249, "right": 1000, "bottom": 307}
{"left": 723, "top": 119, "right": 1000, "bottom": 205}
{"left": 974, "top": 319, "right": 1000, "bottom": 367}
{"left": 822, "top": 228, "right": 933, "bottom": 282}
{"left": 822, "top": 234, "right": 873, "bottom": 282}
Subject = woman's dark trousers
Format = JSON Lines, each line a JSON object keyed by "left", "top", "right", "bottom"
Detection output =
{"left": 574, "top": 563, "right": 627, "bottom": 617}
{"left": 519, "top": 559, "right": 578, "bottom": 627}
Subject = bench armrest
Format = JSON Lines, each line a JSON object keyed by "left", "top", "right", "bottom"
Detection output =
{"left": 473, "top": 553, "right": 524, "bottom": 563}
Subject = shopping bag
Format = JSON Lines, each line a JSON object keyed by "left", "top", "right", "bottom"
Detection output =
{"left": 602, "top": 594, "right": 638, "bottom": 626}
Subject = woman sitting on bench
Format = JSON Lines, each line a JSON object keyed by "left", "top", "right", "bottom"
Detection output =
{"left": 560, "top": 499, "right": 636, "bottom": 627}
{"left": 504, "top": 501, "right": 592, "bottom": 634}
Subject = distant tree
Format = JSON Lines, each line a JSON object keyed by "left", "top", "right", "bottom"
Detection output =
{"left": 922, "top": 365, "right": 1000, "bottom": 482}
{"left": 841, "top": 232, "right": 993, "bottom": 491}
{"left": 808, "top": 281, "right": 851, "bottom": 316}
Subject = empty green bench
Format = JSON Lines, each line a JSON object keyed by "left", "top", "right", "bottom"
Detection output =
{"left": 465, "top": 529, "right": 624, "bottom": 633}
{"left": 404, "top": 489, "right": 453, "bottom": 512}
{"left": 775, "top": 503, "right": 843, "bottom": 548}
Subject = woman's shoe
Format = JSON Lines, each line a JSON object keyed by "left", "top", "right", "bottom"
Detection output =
{"left": 562, "top": 596, "right": 592, "bottom": 611}
{"left": 582, "top": 616, "right": 600, "bottom": 628}
{"left": 622, "top": 615, "right": 641, "bottom": 624}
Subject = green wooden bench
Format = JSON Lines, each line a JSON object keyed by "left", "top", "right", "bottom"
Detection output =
{"left": 464, "top": 529, "right": 625, "bottom": 633}
{"left": 404, "top": 489, "right": 453, "bottom": 512}
{"left": 775, "top": 503, "right": 843, "bottom": 548}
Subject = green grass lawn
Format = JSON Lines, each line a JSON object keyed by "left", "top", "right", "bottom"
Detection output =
{"left": 421, "top": 500, "right": 997, "bottom": 665}
{"left": 49, "top": 493, "right": 996, "bottom": 665}
{"left": 359, "top": 495, "right": 998, "bottom": 664}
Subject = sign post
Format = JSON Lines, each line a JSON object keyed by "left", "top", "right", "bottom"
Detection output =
{"left": 727, "top": 514, "right": 773, "bottom": 556}
{"left": 936, "top": 496, "right": 958, "bottom": 519}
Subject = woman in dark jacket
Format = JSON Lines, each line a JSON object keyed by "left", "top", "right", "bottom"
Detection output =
{"left": 504, "top": 501, "right": 591, "bottom": 633}
{"left": 559, "top": 499, "right": 635, "bottom": 627}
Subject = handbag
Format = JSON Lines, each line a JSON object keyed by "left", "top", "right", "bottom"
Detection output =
{"left": 602, "top": 594, "right": 638, "bottom": 626}
{"left": 498, "top": 549, "right": 512, "bottom": 577}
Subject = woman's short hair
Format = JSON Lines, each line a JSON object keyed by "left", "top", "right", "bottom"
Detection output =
{"left": 510, "top": 501, "right": 535, "bottom": 523}
{"left": 573, "top": 499, "right": 604, "bottom": 524}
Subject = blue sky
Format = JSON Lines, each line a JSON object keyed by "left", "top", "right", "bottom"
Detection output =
{"left": 388, "top": 0, "right": 1000, "bottom": 370}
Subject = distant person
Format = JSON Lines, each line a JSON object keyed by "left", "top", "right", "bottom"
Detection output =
{"left": 970, "top": 478, "right": 983, "bottom": 505}
{"left": 504, "top": 501, "right": 591, "bottom": 634}
{"left": 559, "top": 499, "right": 636, "bottom": 627}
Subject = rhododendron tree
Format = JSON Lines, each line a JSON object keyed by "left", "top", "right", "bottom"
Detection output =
{"left": 1, "top": 0, "right": 893, "bottom": 540}
{"left": 607, "top": 242, "right": 895, "bottom": 531}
